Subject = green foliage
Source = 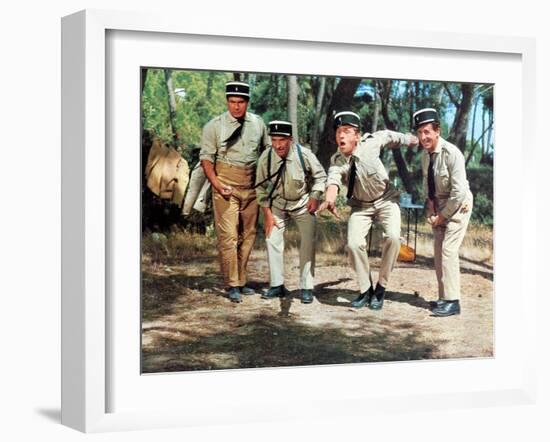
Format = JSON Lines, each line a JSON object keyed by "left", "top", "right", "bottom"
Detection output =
{"left": 141, "top": 69, "right": 229, "bottom": 159}
{"left": 141, "top": 68, "right": 493, "bottom": 228}
{"left": 468, "top": 165, "right": 494, "bottom": 225}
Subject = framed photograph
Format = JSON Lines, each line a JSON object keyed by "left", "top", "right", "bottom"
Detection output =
{"left": 62, "top": 9, "right": 536, "bottom": 433}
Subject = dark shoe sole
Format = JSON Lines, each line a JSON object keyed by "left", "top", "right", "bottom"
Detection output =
{"left": 431, "top": 310, "right": 460, "bottom": 317}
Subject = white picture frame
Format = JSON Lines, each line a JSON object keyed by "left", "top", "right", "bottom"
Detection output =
{"left": 61, "top": 9, "right": 537, "bottom": 433}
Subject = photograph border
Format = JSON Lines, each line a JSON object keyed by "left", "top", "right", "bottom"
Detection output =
{"left": 61, "top": 9, "right": 537, "bottom": 433}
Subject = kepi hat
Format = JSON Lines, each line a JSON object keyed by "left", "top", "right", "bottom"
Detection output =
{"left": 412, "top": 108, "right": 439, "bottom": 129}
{"left": 268, "top": 120, "right": 293, "bottom": 137}
{"left": 225, "top": 81, "right": 250, "bottom": 98}
{"left": 333, "top": 111, "right": 361, "bottom": 130}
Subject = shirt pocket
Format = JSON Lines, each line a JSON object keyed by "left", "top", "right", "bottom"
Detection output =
{"left": 245, "top": 125, "right": 260, "bottom": 147}
{"left": 366, "top": 165, "right": 378, "bottom": 177}
{"left": 436, "top": 168, "right": 450, "bottom": 191}
{"left": 291, "top": 168, "right": 307, "bottom": 196}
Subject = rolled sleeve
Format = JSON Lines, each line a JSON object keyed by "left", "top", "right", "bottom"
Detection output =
{"left": 199, "top": 120, "right": 218, "bottom": 163}
{"left": 373, "top": 130, "right": 409, "bottom": 149}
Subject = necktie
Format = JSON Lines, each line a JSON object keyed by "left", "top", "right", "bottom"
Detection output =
{"left": 224, "top": 118, "right": 244, "bottom": 147}
{"left": 347, "top": 157, "right": 357, "bottom": 199}
{"left": 428, "top": 153, "right": 436, "bottom": 201}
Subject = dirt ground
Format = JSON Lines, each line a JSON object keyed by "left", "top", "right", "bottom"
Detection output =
{"left": 141, "top": 245, "right": 493, "bottom": 373}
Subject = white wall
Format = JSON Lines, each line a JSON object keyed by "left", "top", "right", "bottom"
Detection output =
{"left": 0, "top": 1, "right": 547, "bottom": 441}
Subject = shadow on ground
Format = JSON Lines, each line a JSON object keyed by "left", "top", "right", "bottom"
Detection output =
{"left": 142, "top": 313, "right": 442, "bottom": 373}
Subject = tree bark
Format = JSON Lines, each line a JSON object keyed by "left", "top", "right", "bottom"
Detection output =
{"left": 317, "top": 78, "right": 361, "bottom": 168}
{"left": 164, "top": 69, "right": 179, "bottom": 146}
{"left": 372, "top": 81, "right": 380, "bottom": 133}
{"left": 485, "top": 123, "right": 493, "bottom": 164}
{"left": 311, "top": 76, "right": 326, "bottom": 153}
{"left": 470, "top": 93, "right": 479, "bottom": 160}
{"left": 465, "top": 122, "right": 493, "bottom": 167}
{"left": 141, "top": 68, "right": 148, "bottom": 94}
{"left": 377, "top": 80, "right": 414, "bottom": 195}
{"left": 448, "top": 84, "right": 475, "bottom": 152}
{"left": 287, "top": 75, "right": 299, "bottom": 141}
{"left": 205, "top": 72, "right": 214, "bottom": 100}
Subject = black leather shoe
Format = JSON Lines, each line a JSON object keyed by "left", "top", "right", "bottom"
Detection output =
{"left": 227, "top": 287, "right": 242, "bottom": 303}
{"left": 240, "top": 286, "right": 256, "bottom": 296}
{"left": 350, "top": 287, "right": 373, "bottom": 308}
{"left": 429, "top": 299, "right": 446, "bottom": 309}
{"left": 262, "top": 285, "right": 287, "bottom": 299}
{"left": 301, "top": 289, "right": 314, "bottom": 304}
{"left": 431, "top": 300, "right": 460, "bottom": 317}
{"left": 369, "top": 284, "right": 386, "bottom": 310}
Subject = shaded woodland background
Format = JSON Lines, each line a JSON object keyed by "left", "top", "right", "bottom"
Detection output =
{"left": 141, "top": 69, "right": 494, "bottom": 229}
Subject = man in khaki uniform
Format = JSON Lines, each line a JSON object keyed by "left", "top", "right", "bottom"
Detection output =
{"left": 320, "top": 111, "right": 418, "bottom": 310}
{"left": 413, "top": 108, "right": 473, "bottom": 317}
{"left": 255, "top": 121, "right": 327, "bottom": 304}
{"left": 200, "top": 81, "right": 270, "bottom": 303}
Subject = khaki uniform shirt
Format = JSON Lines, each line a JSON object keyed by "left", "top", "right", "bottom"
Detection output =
{"left": 421, "top": 137, "right": 471, "bottom": 219}
{"left": 199, "top": 111, "right": 269, "bottom": 167}
{"left": 327, "top": 130, "right": 414, "bottom": 207}
{"left": 256, "top": 144, "right": 327, "bottom": 211}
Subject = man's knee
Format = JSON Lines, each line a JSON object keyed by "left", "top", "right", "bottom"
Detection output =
{"left": 385, "top": 233, "right": 400, "bottom": 247}
{"left": 347, "top": 236, "right": 366, "bottom": 253}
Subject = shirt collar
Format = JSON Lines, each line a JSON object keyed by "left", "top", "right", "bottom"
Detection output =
{"left": 225, "top": 111, "right": 251, "bottom": 124}
{"left": 432, "top": 136, "right": 444, "bottom": 154}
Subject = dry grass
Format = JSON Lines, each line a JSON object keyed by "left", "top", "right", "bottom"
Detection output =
{"left": 142, "top": 212, "right": 493, "bottom": 271}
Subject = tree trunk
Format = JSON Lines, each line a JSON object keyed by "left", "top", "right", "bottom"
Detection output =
{"left": 466, "top": 122, "right": 493, "bottom": 167}
{"left": 312, "top": 77, "right": 335, "bottom": 154}
{"left": 141, "top": 68, "right": 148, "bottom": 131}
{"left": 372, "top": 81, "right": 380, "bottom": 133}
{"left": 436, "top": 84, "right": 445, "bottom": 106}
{"left": 448, "top": 84, "right": 475, "bottom": 151}
{"left": 311, "top": 76, "right": 326, "bottom": 153}
{"left": 317, "top": 78, "right": 361, "bottom": 168}
{"left": 205, "top": 72, "right": 214, "bottom": 100}
{"left": 468, "top": 93, "right": 479, "bottom": 163}
{"left": 377, "top": 80, "right": 415, "bottom": 195}
{"left": 405, "top": 82, "right": 415, "bottom": 164}
{"left": 287, "top": 75, "right": 299, "bottom": 141}
{"left": 485, "top": 124, "right": 493, "bottom": 164}
{"left": 479, "top": 109, "right": 487, "bottom": 163}
{"left": 164, "top": 69, "right": 179, "bottom": 146}
{"left": 141, "top": 68, "right": 148, "bottom": 94}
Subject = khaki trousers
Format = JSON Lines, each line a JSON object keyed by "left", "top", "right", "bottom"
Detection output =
{"left": 266, "top": 205, "right": 316, "bottom": 289}
{"left": 432, "top": 194, "right": 473, "bottom": 301}
{"left": 212, "top": 162, "right": 258, "bottom": 288}
{"left": 347, "top": 199, "right": 401, "bottom": 293}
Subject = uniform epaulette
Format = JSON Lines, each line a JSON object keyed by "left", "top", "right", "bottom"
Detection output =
{"left": 361, "top": 132, "right": 374, "bottom": 141}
